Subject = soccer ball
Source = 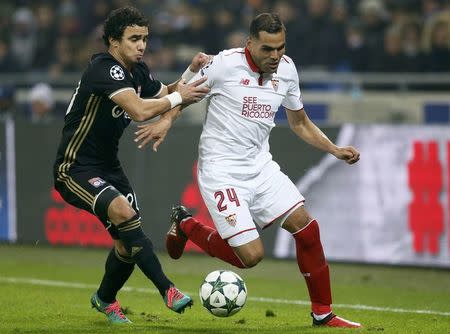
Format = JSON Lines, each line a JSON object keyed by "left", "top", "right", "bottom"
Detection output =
{"left": 199, "top": 270, "right": 247, "bottom": 317}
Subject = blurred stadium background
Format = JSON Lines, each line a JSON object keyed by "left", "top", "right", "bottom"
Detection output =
{"left": 1, "top": 0, "right": 450, "bottom": 269}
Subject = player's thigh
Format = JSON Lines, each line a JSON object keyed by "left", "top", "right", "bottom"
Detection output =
{"left": 104, "top": 166, "right": 140, "bottom": 215}
{"left": 250, "top": 161, "right": 305, "bottom": 229}
{"left": 54, "top": 168, "right": 124, "bottom": 238}
{"left": 197, "top": 167, "right": 259, "bottom": 247}
{"left": 281, "top": 205, "right": 313, "bottom": 233}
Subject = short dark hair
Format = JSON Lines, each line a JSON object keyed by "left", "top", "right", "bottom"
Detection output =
{"left": 102, "top": 7, "right": 149, "bottom": 46}
{"left": 249, "top": 13, "right": 285, "bottom": 39}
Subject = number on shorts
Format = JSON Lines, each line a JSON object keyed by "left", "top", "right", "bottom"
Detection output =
{"left": 214, "top": 188, "right": 240, "bottom": 212}
{"left": 126, "top": 192, "right": 140, "bottom": 211}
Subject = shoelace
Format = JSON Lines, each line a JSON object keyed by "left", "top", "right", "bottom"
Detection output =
{"left": 105, "top": 301, "right": 126, "bottom": 319}
{"left": 167, "top": 287, "right": 184, "bottom": 304}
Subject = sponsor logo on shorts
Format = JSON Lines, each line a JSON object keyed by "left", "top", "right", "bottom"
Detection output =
{"left": 88, "top": 177, "right": 106, "bottom": 188}
{"left": 225, "top": 213, "right": 237, "bottom": 227}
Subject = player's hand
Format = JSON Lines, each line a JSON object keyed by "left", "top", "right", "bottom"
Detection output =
{"left": 333, "top": 146, "right": 360, "bottom": 165}
{"left": 134, "top": 118, "right": 172, "bottom": 152}
{"left": 190, "top": 52, "right": 212, "bottom": 72}
{"left": 177, "top": 77, "right": 210, "bottom": 105}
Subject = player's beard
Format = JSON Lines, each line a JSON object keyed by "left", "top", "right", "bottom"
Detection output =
{"left": 266, "top": 62, "right": 279, "bottom": 73}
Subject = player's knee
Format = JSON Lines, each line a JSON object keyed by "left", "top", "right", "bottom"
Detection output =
{"left": 282, "top": 206, "right": 313, "bottom": 233}
{"left": 241, "top": 250, "right": 264, "bottom": 268}
{"left": 108, "top": 197, "right": 136, "bottom": 224}
{"left": 233, "top": 237, "right": 264, "bottom": 268}
{"left": 94, "top": 185, "right": 136, "bottom": 224}
{"left": 116, "top": 214, "right": 154, "bottom": 258}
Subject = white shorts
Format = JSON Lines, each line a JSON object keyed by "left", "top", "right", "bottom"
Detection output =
{"left": 197, "top": 160, "right": 304, "bottom": 247}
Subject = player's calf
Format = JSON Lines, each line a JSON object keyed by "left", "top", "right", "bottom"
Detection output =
{"left": 117, "top": 214, "right": 173, "bottom": 296}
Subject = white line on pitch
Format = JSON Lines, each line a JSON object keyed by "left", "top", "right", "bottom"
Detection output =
{"left": 1, "top": 276, "right": 449, "bottom": 317}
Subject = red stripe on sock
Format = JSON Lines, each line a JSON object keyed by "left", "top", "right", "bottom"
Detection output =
{"left": 293, "top": 220, "right": 332, "bottom": 314}
{"left": 181, "top": 217, "right": 246, "bottom": 268}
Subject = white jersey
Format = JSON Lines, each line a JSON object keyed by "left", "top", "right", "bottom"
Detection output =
{"left": 195, "top": 47, "right": 303, "bottom": 174}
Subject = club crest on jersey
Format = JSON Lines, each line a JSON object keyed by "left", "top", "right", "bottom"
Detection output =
{"left": 88, "top": 177, "right": 106, "bottom": 188}
{"left": 110, "top": 65, "right": 125, "bottom": 80}
{"left": 271, "top": 78, "right": 279, "bottom": 91}
{"left": 225, "top": 213, "right": 237, "bottom": 227}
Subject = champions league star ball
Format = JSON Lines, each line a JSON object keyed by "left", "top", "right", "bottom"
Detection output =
{"left": 199, "top": 270, "right": 247, "bottom": 317}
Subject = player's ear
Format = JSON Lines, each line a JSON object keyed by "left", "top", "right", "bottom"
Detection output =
{"left": 109, "top": 37, "right": 119, "bottom": 47}
{"left": 246, "top": 37, "right": 252, "bottom": 50}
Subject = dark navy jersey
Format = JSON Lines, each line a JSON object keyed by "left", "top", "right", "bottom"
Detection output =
{"left": 54, "top": 52, "right": 162, "bottom": 172}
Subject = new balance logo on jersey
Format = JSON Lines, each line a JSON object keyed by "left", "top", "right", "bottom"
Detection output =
{"left": 240, "top": 78, "right": 250, "bottom": 86}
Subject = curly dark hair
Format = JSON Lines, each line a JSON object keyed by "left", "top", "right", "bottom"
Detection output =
{"left": 102, "top": 7, "right": 149, "bottom": 46}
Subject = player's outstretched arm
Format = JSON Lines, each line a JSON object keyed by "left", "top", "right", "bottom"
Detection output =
{"left": 165, "top": 52, "right": 211, "bottom": 106}
{"left": 111, "top": 77, "right": 209, "bottom": 122}
{"left": 134, "top": 117, "right": 172, "bottom": 152}
{"left": 132, "top": 53, "right": 211, "bottom": 151}
{"left": 286, "top": 108, "right": 360, "bottom": 165}
{"left": 151, "top": 53, "right": 211, "bottom": 124}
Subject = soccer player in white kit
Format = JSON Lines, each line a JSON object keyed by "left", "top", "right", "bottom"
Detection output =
{"left": 136, "top": 13, "right": 361, "bottom": 328}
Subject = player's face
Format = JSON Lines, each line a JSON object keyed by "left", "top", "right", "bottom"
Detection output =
{"left": 114, "top": 25, "right": 148, "bottom": 64}
{"left": 247, "top": 30, "right": 286, "bottom": 73}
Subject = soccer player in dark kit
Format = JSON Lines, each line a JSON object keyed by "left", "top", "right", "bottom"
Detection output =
{"left": 53, "top": 7, "right": 209, "bottom": 324}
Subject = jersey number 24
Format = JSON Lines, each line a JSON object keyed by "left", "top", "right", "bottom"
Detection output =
{"left": 214, "top": 188, "right": 240, "bottom": 212}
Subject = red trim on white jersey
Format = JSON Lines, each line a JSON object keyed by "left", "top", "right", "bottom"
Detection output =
{"left": 244, "top": 47, "right": 261, "bottom": 73}
{"left": 244, "top": 47, "right": 269, "bottom": 86}
{"left": 224, "top": 50, "right": 245, "bottom": 56}
{"left": 262, "top": 200, "right": 305, "bottom": 230}
{"left": 281, "top": 55, "right": 290, "bottom": 63}
{"left": 224, "top": 227, "right": 257, "bottom": 241}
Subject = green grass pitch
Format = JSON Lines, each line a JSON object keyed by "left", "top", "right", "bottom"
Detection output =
{"left": 1, "top": 244, "right": 449, "bottom": 333}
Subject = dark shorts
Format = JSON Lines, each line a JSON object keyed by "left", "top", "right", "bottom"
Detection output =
{"left": 54, "top": 165, "right": 140, "bottom": 239}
